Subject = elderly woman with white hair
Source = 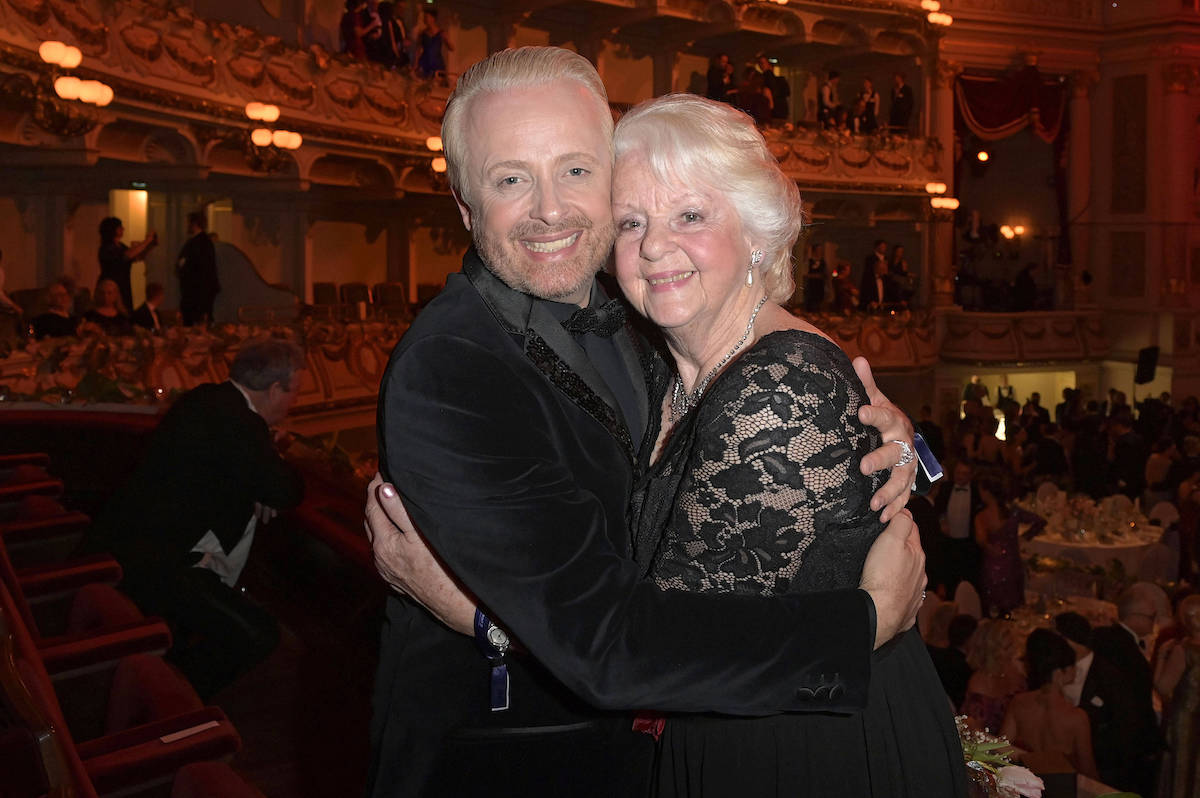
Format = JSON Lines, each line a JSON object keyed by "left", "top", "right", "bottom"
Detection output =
{"left": 613, "top": 94, "right": 965, "bottom": 796}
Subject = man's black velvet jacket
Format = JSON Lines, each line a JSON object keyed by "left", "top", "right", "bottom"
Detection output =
{"left": 369, "top": 249, "right": 875, "bottom": 794}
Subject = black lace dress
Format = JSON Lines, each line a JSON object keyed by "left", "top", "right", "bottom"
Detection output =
{"left": 629, "top": 330, "right": 966, "bottom": 798}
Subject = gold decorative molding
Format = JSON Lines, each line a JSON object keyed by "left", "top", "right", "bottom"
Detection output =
{"left": 1163, "top": 63, "right": 1199, "bottom": 94}
{"left": 933, "top": 59, "right": 963, "bottom": 89}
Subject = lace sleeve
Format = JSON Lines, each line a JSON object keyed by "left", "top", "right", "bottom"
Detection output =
{"left": 652, "top": 336, "right": 883, "bottom": 597}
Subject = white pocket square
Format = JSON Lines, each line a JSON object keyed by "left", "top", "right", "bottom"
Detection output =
{"left": 1089, "top": 695, "right": 1104, "bottom": 707}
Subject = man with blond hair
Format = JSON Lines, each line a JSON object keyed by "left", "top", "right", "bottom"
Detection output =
{"left": 367, "top": 47, "right": 927, "bottom": 797}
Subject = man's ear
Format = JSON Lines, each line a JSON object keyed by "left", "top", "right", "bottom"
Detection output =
{"left": 452, "top": 187, "right": 473, "bottom": 231}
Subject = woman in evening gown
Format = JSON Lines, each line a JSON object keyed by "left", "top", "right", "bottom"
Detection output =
{"left": 1156, "top": 594, "right": 1200, "bottom": 798}
{"left": 613, "top": 94, "right": 964, "bottom": 797}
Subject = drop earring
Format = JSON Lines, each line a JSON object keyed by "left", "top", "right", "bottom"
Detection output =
{"left": 748, "top": 250, "right": 763, "bottom": 286}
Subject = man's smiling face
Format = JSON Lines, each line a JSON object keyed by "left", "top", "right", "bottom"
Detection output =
{"left": 454, "top": 79, "right": 615, "bottom": 306}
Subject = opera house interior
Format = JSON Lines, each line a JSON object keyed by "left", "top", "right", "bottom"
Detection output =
{"left": 1, "top": 0, "right": 1199, "bottom": 796}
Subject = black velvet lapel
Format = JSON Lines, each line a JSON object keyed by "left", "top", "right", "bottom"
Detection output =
{"left": 463, "top": 250, "right": 638, "bottom": 460}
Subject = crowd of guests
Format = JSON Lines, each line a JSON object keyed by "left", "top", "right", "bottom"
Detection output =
{"left": 3, "top": 211, "right": 219, "bottom": 342}
{"left": 908, "top": 380, "right": 1200, "bottom": 796}
{"left": 800, "top": 238, "right": 917, "bottom": 313}
{"left": 818, "top": 70, "right": 915, "bottom": 134}
{"left": 340, "top": 1, "right": 452, "bottom": 78}
{"left": 705, "top": 53, "right": 790, "bottom": 128}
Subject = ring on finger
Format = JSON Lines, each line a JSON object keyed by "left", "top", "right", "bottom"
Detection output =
{"left": 889, "top": 439, "right": 915, "bottom": 468}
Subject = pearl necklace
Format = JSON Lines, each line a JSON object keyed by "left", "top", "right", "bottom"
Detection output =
{"left": 669, "top": 296, "right": 768, "bottom": 422}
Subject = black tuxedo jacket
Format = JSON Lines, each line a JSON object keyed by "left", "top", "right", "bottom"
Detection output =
{"left": 1090, "top": 624, "right": 1162, "bottom": 761}
{"left": 82, "top": 381, "right": 303, "bottom": 587}
{"left": 934, "top": 481, "right": 983, "bottom": 529}
{"left": 1076, "top": 652, "right": 1133, "bottom": 772}
{"left": 176, "top": 232, "right": 219, "bottom": 297}
{"left": 131, "top": 302, "right": 161, "bottom": 332}
{"left": 370, "top": 249, "right": 875, "bottom": 796}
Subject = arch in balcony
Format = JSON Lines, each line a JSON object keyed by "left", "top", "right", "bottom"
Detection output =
{"left": 204, "top": 136, "right": 300, "bottom": 179}
{"left": 306, "top": 154, "right": 397, "bottom": 193}
{"left": 872, "top": 30, "right": 925, "bottom": 57}
{"left": 706, "top": 0, "right": 738, "bottom": 26}
{"left": 810, "top": 19, "right": 869, "bottom": 49}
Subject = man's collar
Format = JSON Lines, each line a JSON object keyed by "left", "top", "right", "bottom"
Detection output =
{"left": 1117, "top": 621, "right": 1141, "bottom": 644}
{"left": 463, "top": 247, "right": 602, "bottom": 335}
{"left": 229, "top": 380, "right": 260, "bottom": 417}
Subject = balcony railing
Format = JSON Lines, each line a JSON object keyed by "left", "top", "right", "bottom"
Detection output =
{"left": 767, "top": 127, "right": 944, "bottom": 190}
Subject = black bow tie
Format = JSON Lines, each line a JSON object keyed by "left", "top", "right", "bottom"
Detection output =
{"left": 562, "top": 299, "right": 626, "bottom": 338}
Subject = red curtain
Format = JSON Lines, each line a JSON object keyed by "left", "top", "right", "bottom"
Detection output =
{"left": 955, "top": 66, "right": 1066, "bottom": 143}
{"left": 953, "top": 66, "right": 1073, "bottom": 263}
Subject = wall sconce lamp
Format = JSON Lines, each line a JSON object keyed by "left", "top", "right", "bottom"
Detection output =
{"left": 930, "top": 196, "right": 960, "bottom": 210}
{"left": 927, "top": 11, "right": 953, "bottom": 25}
{"left": 925, "top": 182, "right": 948, "bottom": 195}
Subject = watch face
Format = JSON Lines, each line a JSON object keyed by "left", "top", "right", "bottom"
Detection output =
{"left": 487, "top": 625, "right": 510, "bottom": 651}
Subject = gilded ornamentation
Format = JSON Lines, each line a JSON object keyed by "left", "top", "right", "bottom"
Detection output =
{"left": 1070, "top": 70, "right": 1099, "bottom": 99}
{"left": 119, "top": 23, "right": 162, "bottom": 62}
{"left": 227, "top": 55, "right": 266, "bottom": 87}
{"left": 933, "top": 59, "right": 963, "bottom": 89}
{"left": 48, "top": 0, "right": 107, "bottom": 50}
{"left": 266, "top": 60, "right": 314, "bottom": 103}
{"left": 7, "top": 0, "right": 49, "bottom": 26}
{"left": 325, "top": 78, "right": 363, "bottom": 109}
{"left": 363, "top": 86, "right": 406, "bottom": 120}
{"left": 1163, "top": 63, "right": 1199, "bottom": 94}
{"left": 163, "top": 34, "right": 216, "bottom": 81}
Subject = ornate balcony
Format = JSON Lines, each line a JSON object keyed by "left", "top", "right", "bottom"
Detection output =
{"left": 937, "top": 309, "right": 1110, "bottom": 364}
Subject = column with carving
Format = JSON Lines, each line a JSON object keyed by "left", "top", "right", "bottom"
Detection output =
{"left": 1066, "top": 70, "right": 1098, "bottom": 309}
{"left": 1163, "top": 62, "right": 1197, "bottom": 306}
{"left": 929, "top": 58, "right": 961, "bottom": 307}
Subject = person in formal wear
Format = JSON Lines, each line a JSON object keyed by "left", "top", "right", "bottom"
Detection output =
{"left": 860, "top": 239, "right": 892, "bottom": 310}
{"left": 859, "top": 77, "right": 880, "bottom": 133}
{"left": 889, "top": 72, "right": 914, "bottom": 132}
{"left": 961, "top": 619, "right": 1023, "bottom": 733}
{"left": 364, "top": 47, "right": 929, "bottom": 798}
{"left": 734, "top": 67, "right": 772, "bottom": 127}
{"left": 340, "top": 0, "right": 375, "bottom": 59}
{"left": 176, "top": 212, "right": 219, "bottom": 327}
{"left": 889, "top": 243, "right": 915, "bottom": 305}
{"left": 82, "top": 278, "right": 133, "bottom": 337}
{"left": 30, "top": 278, "right": 79, "bottom": 339}
{"left": 1001, "top": 629, "right": 1099, "bottom": 779}
{"left": 415, "top": 7, "right": 453, "bottom": 78}
{"left": 598, "top": 91, "right": 964, "bottom": 798}
{"left": 926, "top": 605, "right": 975, "bottom": 709}
{"left": 373, "top": 1, "right": 409, "bottom": 69}
{"left": 818, "top": 70, "right": 841, "bottom": 128}
{"left": 1109, "top": 411, "right": 1148, "bottom": 499}
{"left": 757, "top": 54, "right": 790, "bottom": 124}
{"left": 80, "top": 339, "right": 305, "bottom": 699}
{"left": 1155, "top": 594, "right": 1200, "bottom": 798}
{"left": 131, "top": 282, "right": 165, "bottom": 333}
{"left": 1055, "top": 611, "right": 1130, "bottom": 782}
{"left": 706, "top": 53, "right": 732, "bottom": 101}
{"left": 1091, "top": 587, "right": 1165, "bottom": 795}
{"left": 97, "top": 216, "right": 156, "bottom": 314}
{"left": 975, "top": 477, "right": 1042, "bottom": 616}
{"left": 934, "top": 460, "right": 983, "bottom": 596}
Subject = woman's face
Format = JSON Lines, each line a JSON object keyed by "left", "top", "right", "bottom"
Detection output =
{"left": 612, "top": 150, "right": 755, "bottom": 337}
{"left": 99, "top": 281, "right": 119, "bottom": 307}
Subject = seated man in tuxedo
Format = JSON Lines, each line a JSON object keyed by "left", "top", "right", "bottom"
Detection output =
{"left": 30, "top": 278, "right": 79, "bottom": 339}
{"left": 1090, "top": 590, "right": 1165, "bottom": 795}
{"left": 1054, "top": 611, "right": 1130, "bottom": 783}
{"left": 81, "top": 338, "right": 305, "bottom": 699}
{"left": 131, "top": 281, "right": 166, "bottom": 333}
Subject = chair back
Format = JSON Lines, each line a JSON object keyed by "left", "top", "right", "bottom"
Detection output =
{"left": 1136, "top": 543, "right": 1177, "bottom": 584}
{"left": 0, "top": 581, "right": 94, "bottom": 797}
{"left": 953, "top": 581, "right": 982, "bottom": 619}
{"left": 0, "top": 541, "right": 39, "bottom": 637}
{"left": 339, "top": 282, "right": 370, "bottom": 305}
{"left": 311, "top": 282, "right": 338, "bottom": 306}
{"left": 1148, "top": 501, "right": 1179, "bottom": 527}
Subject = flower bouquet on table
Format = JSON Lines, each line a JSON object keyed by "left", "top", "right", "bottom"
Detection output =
{"left": 958, "top": 716, "right": 1043, "bottom": 798}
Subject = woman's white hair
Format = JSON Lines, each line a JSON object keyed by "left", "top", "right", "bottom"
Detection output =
{"left": 612, "top": 94, "right": 804, "bottom": 303}
{"left": 442, "top": 47, "right": 613, "bottom": 208}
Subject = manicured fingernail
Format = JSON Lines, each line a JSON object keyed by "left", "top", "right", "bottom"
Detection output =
{"left": 381, "top": 484, "right": 396, "bottom": 498}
